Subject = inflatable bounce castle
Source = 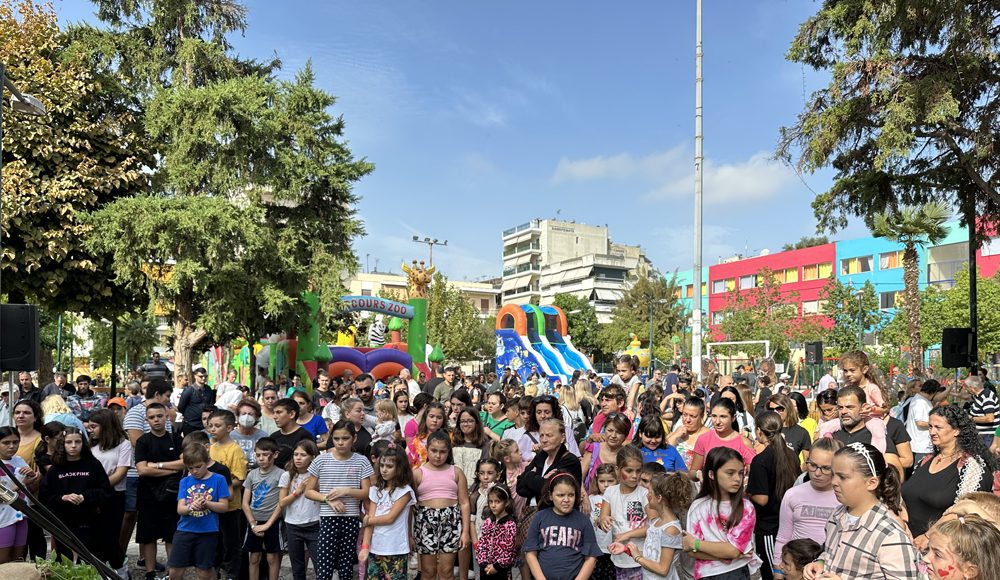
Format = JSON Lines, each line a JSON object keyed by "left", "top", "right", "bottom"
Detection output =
{"left": 495, "top": 304, "right": 594, "bottom": 384}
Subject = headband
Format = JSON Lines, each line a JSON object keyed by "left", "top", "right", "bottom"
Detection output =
{"left": 490, "top": 485, "right": 509, "bottom": 498}
{"left": 847, "top": 442, "right": 878, "bottom": 477}
{"left": 547, "top": 472, "right": 578, "bottom": 487}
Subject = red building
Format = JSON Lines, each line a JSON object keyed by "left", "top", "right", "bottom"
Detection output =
{"left": 708, "top": 243, "right": 837, "bottom": 339}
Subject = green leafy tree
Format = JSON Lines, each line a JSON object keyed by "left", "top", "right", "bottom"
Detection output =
{"left": 819, "top": 279, "right": 888, "bottom": 356}
{"left": 87, "top": 313, "right": 159, "bottom": 371}
{"left": 552, "top": 293, "right": 600, "bottom": 356}
{"left": 0, "top": 0, "right": 147, "bottom": 315}
{"left": 871, "top": 203, "right": 950, "bottom": 371}
{"left": 78, "top": 1, "right": 371, "bottom": 384}
{"left": 778, "top": 2, "right": 1000, "bottom": 238}
{"left": 884, "top": 269, "right": 1000, "bottom": 366}
{"left": 716, "top": 268, "right": 796, "bottom": 361}
{"left": 782, "top": 235, "right": 830, "bottom": 252}
{"left": 599, "top": 276, "right": 686, "bottom": 364}
{"left": 425, "top": 272, "right": 493, "bottom": 363}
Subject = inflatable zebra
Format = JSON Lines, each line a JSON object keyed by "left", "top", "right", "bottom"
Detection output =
{"left": 368, "top": 315, "right": 386, "bottom": 347}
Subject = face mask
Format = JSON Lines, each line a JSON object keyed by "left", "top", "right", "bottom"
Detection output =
{"left": 238, "top": 414, "right": 256, "bottom": 428}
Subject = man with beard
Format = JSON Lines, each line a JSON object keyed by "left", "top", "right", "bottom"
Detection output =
{"left": 832, "top": 385, "right": 901, "bottom": 471}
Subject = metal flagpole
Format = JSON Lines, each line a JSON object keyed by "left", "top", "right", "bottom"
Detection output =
{"left": 691, "top": 0, "right": 705, "bottom": 382}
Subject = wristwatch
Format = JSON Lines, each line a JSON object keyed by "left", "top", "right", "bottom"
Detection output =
{"left": 157, "top": 462, "right": 163, "bottom": 469}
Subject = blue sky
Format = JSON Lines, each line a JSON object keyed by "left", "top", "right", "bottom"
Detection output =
{"left": 55, "top": 0, "right": 863, "bottom": 280}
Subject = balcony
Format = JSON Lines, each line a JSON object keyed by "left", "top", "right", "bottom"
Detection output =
{"left": 503, "top": 263, "right": 541, "bottom": 277}
{"left": 502, "top": 220, "right": 541, "bottom": 239}
{"left": 503, "top": 241, "right": 541, "bottom": 257}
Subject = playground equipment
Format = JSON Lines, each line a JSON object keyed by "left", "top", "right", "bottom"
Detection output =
{"left": 495, "top": 304, "right": 593, "bottom": 383}
{"left": 254, "top": 261, "right": 439, "bottom": 384}
{"left": 622, "top": 333, "right": 650, "bottom": 368}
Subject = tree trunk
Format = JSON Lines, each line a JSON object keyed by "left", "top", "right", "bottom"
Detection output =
{"left": 38, "top": 347, "right": 54, "bottom": 386}
{"left": 173, "top": 293, "right": 207, "bottom": 388}
{"left": 903, "top": 243, "right": 923, "bottom": 373}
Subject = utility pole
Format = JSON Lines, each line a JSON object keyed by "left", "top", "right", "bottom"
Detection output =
{"left": 691, "top": 0, "right": 705, "bottom": 382}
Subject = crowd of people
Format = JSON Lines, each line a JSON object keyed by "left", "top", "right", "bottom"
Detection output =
{"left": 2, "top": 350, "right": 1000, "bottom": 580}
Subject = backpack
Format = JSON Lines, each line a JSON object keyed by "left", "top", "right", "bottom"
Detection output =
{"left": 563, "top": 404, "right": 588, "bottom": 443}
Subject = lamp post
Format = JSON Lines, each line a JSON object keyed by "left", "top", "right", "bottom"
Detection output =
{"left": 649, "top": 298, "right": 669, "bottom": 371}
{"left": 411, "top": 236, "right": 448, "bottom": 266}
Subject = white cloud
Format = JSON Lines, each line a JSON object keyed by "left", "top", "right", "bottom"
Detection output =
{"left": 551, "top": 147, "right": 797, "bottom": 205}
{"left": 551, "top": 146, "right": 687, "bottom": 183}
{"left": 648, "top": 152, "right": 798, "bottom": 204}
{"left": 450, "top": 89, "right": 508, "bottom": 128}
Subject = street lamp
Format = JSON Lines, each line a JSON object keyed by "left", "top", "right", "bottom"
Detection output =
{"left": 411, "top": 235, "right": 448, "bottom": 265}
{"left": 649, "top": 298, "right": 669, "bottom": 371}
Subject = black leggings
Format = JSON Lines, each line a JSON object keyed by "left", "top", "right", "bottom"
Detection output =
{"left": 755, "top": 531, "right": 776, "bottom": 580}
{"left": 100, "top": 490, "right": 126, "bottom": 566}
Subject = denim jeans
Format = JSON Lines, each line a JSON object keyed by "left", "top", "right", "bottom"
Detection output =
{"left": 285, "top": 521, "right": 319, "bottom": 580}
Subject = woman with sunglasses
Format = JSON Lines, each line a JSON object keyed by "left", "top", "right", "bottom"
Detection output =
{"left": 516, "top": 395, "right": 581, "bottom": 463}
{"left": 767, "top": 393, "right": 812, "bottom": 461}
{"left": 772, "top": 437, "right": 843, "bottom": 580}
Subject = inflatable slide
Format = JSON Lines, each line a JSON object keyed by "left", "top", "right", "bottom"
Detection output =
{"left": 495, "top": 304, "right": 593, "bottom": 384}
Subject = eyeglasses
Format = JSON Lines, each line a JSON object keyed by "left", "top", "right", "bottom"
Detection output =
{"left": 804, "top": 461, "right": 832, "bottom": 475}
{"left": 355, "top": 386, "right": 372, "bottom": 393}
{"left": 533, "top": 395, "right": 556, "bottom": 403}
{"left": 768, "top": 405, "right": 785, "bottom": 412}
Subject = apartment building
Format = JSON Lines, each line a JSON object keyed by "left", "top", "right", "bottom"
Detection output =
{"left": 501, "top": 219, "right": 653, "bottom": 323}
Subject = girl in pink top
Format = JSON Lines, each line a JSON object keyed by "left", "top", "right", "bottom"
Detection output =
{"left": 683, "top": 447, "right": 761, "bottom": 578}
{"left": 816, "top": 351, "right": 887, "bottom": 451}
{"left": 690, "top": 399, "right": 756, "bottom": 481}
{"left": 772, "top": 437, "right": 843, "bottom": 572}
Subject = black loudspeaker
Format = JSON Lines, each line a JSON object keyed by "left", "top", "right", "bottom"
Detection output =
{"left": 805, "top": 342, "right": 823, "bottom": 365}
{"left": 942, "top": 327, "right": 973, "bottom": 369}
{"left": 0, "top": 304, "right": 39, "bottom": 371}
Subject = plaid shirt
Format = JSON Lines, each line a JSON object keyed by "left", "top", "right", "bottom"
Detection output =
{"left": 819, "top": 503, "right": 918, "bottom": 579}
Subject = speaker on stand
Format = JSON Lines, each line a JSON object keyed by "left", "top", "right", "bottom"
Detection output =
{"left": 942, "top": 328, "right": 973, "bottom": 369}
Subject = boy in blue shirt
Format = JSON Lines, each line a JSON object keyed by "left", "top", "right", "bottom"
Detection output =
{"left": 168, "top": 444, "right": 231, "bottom": 580}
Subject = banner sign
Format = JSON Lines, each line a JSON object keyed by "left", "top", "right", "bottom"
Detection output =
{"left": 341, "top": 295, "right": 415, "bottom": 319}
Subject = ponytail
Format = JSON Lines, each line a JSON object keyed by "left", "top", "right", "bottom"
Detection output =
{"left": 877, "top": 461, "right": 903, "bottom": 514}
{"left": 835, "top": 442, "right": 902, "bottom": 514}
{"left": 755, "top": 411, "right": 800, "bottom": 498}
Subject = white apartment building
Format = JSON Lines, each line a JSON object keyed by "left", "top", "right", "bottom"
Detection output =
{"left": 501, "top": 219, "right": 653, "bottom": 323}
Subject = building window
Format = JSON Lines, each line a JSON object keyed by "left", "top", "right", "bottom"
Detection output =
{"left": 880, "top": 291, "right": 901, "bottom": 310}
{"left": 674, "top": 288, "right": 682, "bottom": 299}
{"left": 840, "top": 256, "right": 873, "bottom": 275}
{"left": 712, "top": 312, "right": 725, "bottom": 324}
{"left": 983, "top": 238, "right": 1000, "bottom": 257}
{"left": 803, "top": 262, "right": 834, "bottom": 281}
{"left": 774, "top": 267, "right": 799, "bottom": 284}
{"left": 802, "top": 300, "right": 819, "bottom": 315}
{"left": 685, "top": 285, "right": 694, "bottom": 298}
{"left": 361, "top": 289, "right": 372, "bottom": 296}
{"left": 739, "top": 275, "right": 756, "bottom": 290}
{"left": 480, "top": 298, "right": 490, "bottom": 314}
{"left": 879, "top": 250, "right": 904, "bottom": 270}
{"left": 712, "top": 280, "right": 727, "bottom": 294}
